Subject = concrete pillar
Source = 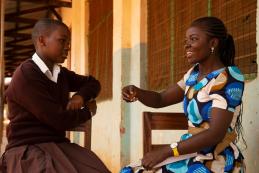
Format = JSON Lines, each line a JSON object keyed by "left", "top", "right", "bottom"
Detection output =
{"left": 71, "top": 0, "right": 87, "bottom": 75}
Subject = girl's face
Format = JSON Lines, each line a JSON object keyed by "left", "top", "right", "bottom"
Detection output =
{"left": 184, "top": 26, "right": 212, "bottom": 64}
{"left": 43, "top": 25, "right": 71, "bottom": 64}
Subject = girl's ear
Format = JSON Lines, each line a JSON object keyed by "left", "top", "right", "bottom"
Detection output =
{"left": 38, "top": 35, "right": 46, "bottom": 46}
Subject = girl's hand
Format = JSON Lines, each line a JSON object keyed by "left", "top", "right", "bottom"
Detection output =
{"left": 86, "top": 99, "right": 97, "bottom": 116}
{"left": 66, "top": 95, "right": 84, "bottom": 110}
{"left": 122, "top": 85, "right": 138, "bottom": 102}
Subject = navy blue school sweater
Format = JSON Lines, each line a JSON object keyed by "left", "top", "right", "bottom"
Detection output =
{"left": 5, "top": 59, "right": 100, "bottom": 150}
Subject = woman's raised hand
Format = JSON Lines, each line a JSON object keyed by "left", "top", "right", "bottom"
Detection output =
{"left": 122, "top": 85, "right": 138, "bottom": 102}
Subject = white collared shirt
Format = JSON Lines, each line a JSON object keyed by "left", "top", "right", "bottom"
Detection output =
{"left": 32, "top": 53, "right": 61, "bottom": 83}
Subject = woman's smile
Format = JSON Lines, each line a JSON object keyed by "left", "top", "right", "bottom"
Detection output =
{"left": 186, "top": 51, "right": 193, "bottom": 58}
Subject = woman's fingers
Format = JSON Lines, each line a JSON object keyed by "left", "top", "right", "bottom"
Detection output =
{"left": 122, "top": 85, "right": 138, "bottom": 102}
{"left": 142, "top": 158, "right": 154, "bottom": 170}
{"left": 122, "top": 91, "right": 130, "bottom": 98}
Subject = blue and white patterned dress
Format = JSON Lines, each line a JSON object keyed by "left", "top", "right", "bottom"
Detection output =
{"left": 162, "top": 64, "right": 245, "bottom": 173}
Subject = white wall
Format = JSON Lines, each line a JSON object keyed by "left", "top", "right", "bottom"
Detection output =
{"left": 242, "top": 79, "right": 259, "bottom": 172}
{"left": 120, "top": 0, "right": 186, "bottom": 165}
{"left": 240, "top": 1, "right": 259, "bottom": 171}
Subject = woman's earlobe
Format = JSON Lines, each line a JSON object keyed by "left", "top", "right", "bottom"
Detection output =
{"left": 211, "top": 38, "right": 219, "bottom": 48}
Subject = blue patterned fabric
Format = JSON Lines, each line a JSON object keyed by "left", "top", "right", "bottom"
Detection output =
{"left": 187, "top": 163, "right": 211, "bottom": 173}
{"left": 163, "top": 65, "right": 245, "bottom": 173}
{"left": 120, "top": 166, "right": 134, "bottom": 173}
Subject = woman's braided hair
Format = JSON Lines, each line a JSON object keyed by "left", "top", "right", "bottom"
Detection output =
{"left": 191, "top": 16, "right": 235, "bottom": 66}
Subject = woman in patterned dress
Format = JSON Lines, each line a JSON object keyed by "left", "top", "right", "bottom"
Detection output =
{"left": 122, "top": 16, "right": 245, "bottom": 173}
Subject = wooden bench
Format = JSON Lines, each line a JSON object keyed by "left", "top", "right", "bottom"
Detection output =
{"left": 67, "top": 120, "right": 92, "bottom": 149}
{"left": 143, "top": 112, "right": 188, "bottom": 155}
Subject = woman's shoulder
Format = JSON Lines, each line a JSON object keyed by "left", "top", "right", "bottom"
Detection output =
{"left": 212, "top": 66, "right": 244, "bottom": 84}
{"left": 210, "top": 66, "right": 244, "bottom": 92}
{"left": 226, "top": 66, "right": 245, "bottom": 82}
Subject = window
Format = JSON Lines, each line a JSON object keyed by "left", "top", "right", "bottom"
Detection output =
{"left": 147, "top": 0, "right": 257, "bottom": 90}
{"left": 212, "top": 0, "right": 257, "bottom": 79}
{"left": 147, "top": 0, "right": 171, "bottom": 90}
{"left": 88, "top": 0, "right": 113, "bottom": 100}
{"left": 173, "top": 0, "right": 208, "bottom": 83}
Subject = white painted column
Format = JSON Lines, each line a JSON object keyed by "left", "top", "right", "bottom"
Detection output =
{"left": 128, "top": 0, "right": 143, "bottom": 163}
{"left": 91, "top": 0, "right": 123, "bottom": 172}
{"left": 240, "top": 1, "right": 259, "bottom": 171}
{"left": 71, "top": 0, "right": 87, "bottom": 75}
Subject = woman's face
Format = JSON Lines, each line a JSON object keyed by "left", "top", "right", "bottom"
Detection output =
{"left": 184, "top": 26, "right": 212, "bottom": 64}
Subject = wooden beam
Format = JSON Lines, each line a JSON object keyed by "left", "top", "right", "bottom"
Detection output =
{"left": 51, "top": 8, "right": 62, "bottom": 21}
{"left": 5, "top": 67, "right": 16, "bottom": 71}
{"left": 8, "top": 0, "right": 72, "bottom": 8}
{"left": 5, "top": 54, "right": 31, "bottom": 60}
{"left": 5, "top": 68, "right": 16, "bottom": 72}
{"left": 5, "top": 44, "right": 34, "bottom": 49}
{"left": 5, "top": 37, "right": 31, "bottom": 45}
{"left": 5, "top": 16, "right": 38, "bottom": 24}
{"left": 5, "top": 24, "right": 34, "bottom": 35}
{"left": 5, "top": 62, "right": 20, "bottom": 66}
{"left": 5, "top": 48, "right": 34, "bottom": 55}
{"left": 5, "top": 32, "right": 31, "bottom": 39}
{"left": 5, "top": 52, "right": 34, "bottom": 58}
{"left": 50, "top": 0, "right": 72, "bottom": 8}
{"left": 5, "top": 59, "right": 27, "bottom": 65}
{"left": 5, "top": 53, "right": 34, "bottom": 59}
{"left": 5, "top": 6, "right": 50, "bottom": 18}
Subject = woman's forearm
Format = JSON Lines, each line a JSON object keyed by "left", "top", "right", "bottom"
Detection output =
{"left": 136, "top": 88, "right": 164, "bottom": 108}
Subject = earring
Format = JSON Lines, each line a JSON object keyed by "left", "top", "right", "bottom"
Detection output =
{"left": 210, "top": 47, "right": 214, "bottom": 54}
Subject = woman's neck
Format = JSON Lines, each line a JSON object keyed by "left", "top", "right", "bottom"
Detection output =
{"left": 198, "top": 56, "right": 224, "bottom": 76}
